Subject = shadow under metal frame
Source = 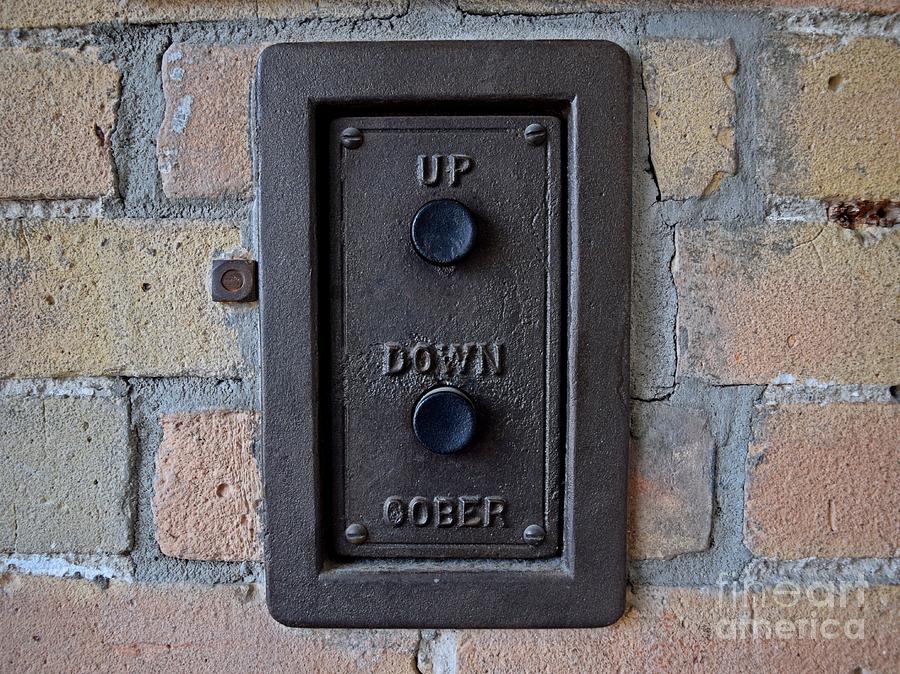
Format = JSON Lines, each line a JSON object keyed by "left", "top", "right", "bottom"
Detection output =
{"left": 256, "top": 40, "right": 632, "bottom": 629}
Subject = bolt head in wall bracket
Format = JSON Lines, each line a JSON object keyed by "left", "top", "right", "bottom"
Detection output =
{"left": 211, "top": 259, "right": 257, "bottom": 303}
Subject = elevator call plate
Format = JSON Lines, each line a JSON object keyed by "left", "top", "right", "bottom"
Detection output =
{"left": 257, "top": 40, "right": 632, "bottom": 629}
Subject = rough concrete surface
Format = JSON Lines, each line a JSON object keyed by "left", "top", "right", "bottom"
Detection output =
{"left": 153, "top": 411, "right": 262, "bottom": 561}
{"left": 0, "top": 218, "right": 247, "bottom": 378}
{"left": 0, "top": 48, "right": 118, "bottom": 199}
{"left": 0, "top": 390, "right": 131, "bottom": 554}
{"left": 746, "top": 402, "right": 900, "bottom": 559}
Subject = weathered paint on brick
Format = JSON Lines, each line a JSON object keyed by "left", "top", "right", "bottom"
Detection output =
{"left": 153, "top": 411, "right": 261, "bottom": 561}
{"left": 449, "top": 585, "right": 897, "bottom": 672}
{"left": 761, "top": 36, "right": 900, "bottom": 201}
{"left": 0, "top": 575, "right": 420, "bottom": 673}
{"left": 0, "top": 0, "right": 117, "bottom": 28}
{"left": 641, "top": 38, "right": 737, "bottom": 199}
{"left": 629, "top": 401, "right": 715, "bottom": 559}
{"left": 675, "top": 221, "right": 899, "bottom": 384}
{"left": 0, "top": 393, "right": 130, "bottom": 554}
{"left": 158, "top": 44, "right": 262, "bottom": 200}
{"left": 746, "top": 403, "right": 899, "bottom": 559}
{"left": 0, "top": 219, "right": 246, "bottom": 378}
{"left": 0, "top": 48, "right": 118, "bottom": 199}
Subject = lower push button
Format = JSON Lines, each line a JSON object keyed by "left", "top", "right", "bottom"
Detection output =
{"left": 412, "top": 386, "right": 477, "bottom": 455}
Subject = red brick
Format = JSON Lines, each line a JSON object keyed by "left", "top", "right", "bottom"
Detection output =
{"left": 153, "top": 411, "right": 261, "bottom": 561}
{"left": 745, "top": 403, "right": 899, "bottom": 559}
{"left": 674, "top": 220, "right": 898, "bottom": 385}
{"left": 452, "top": 584, "right": 898, "bottom": 673}
{"left": 0, "top": 574, "right": 419, "bottom": 673}
{"left": 157, "top": 44, "right": 262, "bottom": 199}
{"left": 0, "top": 48, "right": 118, "bottom": 199}
{"left": 629, "top": 401, "right": 715, "bottom": 559}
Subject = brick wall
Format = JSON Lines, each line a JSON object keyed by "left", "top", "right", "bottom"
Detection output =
{"left": 0, "top": 1, "right": 897, "bottom": 671}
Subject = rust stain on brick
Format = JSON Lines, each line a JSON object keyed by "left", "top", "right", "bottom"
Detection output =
{"left": 827, "top": 200, "right": 899, "bottom": 229}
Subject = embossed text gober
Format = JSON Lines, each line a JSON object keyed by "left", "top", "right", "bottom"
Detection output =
{"left": 383, "top": 496, "right": 507, "bottom": 528}
{"left": 382, "top": 342, "right": 504, "bottom": 377}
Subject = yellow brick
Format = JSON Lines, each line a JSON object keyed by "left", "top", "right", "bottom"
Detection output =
{"left": 0, "top": 0, "right": 117, "bottom": 28}
{"left": 0, "top": 219, "right": 246, "bottom": 378}
{"left": 121, "top": 0, "right": 256, "bottom": 23}
{"left": 675, "top": 221, "right": 899, "bottom": 384}
{"left": 761, "top": 36, "right": 900, "bottom": 200}
{"left": 641, "top": 38, "right": 737, "bottom": 199}
{"left": 0, "top": 49, "right": 118, "bottom": 199}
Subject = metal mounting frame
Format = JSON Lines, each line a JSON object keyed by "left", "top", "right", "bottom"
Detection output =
{"left": 256, "top": 40, "right": 632, "bottom": 629}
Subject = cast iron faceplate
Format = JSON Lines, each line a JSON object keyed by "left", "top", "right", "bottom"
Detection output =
{"left": 256, "top": 41, "right": 632, "bottom": 629}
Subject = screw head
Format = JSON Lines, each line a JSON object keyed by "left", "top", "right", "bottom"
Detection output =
{"left": 345, "top": 522, "right": 368, "bottom": 545}
{"left": 340, "top": 127, "right": 363, "bottom": 149}
{"left": 524, "top": 123, "right": 546, "bottom": 146}
{"left": 220, "top": 269, "right": 244, "bottom": 292}
{"left": 211, "top": 259, "right": 257, "bottom": 303}
{"left": 523, "top": 524, "right": 546, "bottom": 546}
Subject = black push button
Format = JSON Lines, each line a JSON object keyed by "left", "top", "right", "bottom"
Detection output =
{"left": 412, "top": 386, "right": 477, "bottom": 455}
{"left": 411, "top": 199, "right": 477, "bottom": 266}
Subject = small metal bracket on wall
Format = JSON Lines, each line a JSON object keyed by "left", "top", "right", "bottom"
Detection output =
{"left": 211, "top": 259, "right": 257, "bottom": 302}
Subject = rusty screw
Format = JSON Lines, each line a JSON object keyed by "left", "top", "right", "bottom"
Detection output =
{"left": 340, "top": 127, "right": 363, "bottom": 149}
{"left": 523, "top": 524, "right": 546, "bottom": 546}
{"left": 345, "top": 523, "right": 368, "bottom": 545}
{"left": 524, "top": 123, "right": 546, "bottom": 146}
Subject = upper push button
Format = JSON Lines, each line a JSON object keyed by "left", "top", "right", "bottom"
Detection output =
{"left": 410, "top": 199, "right": 477, "bottom": 266}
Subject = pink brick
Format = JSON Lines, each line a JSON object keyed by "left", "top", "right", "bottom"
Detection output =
{"left": 449, "top": 584, "right": 897, "bottom": 672}
{"left": 153, "top": 411, "right": 261, "bottom": 561}
{"left": 157, "top": 44, "right": 262, "bottom": 199}
{"left": 675, "top": 221, "right": 899, "bottom": 385}
{"left": 0, "top": 575, "right": 419, "bottom": 673}
{"left": 745, "top": 403, "right": 899, "bottom": 558}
